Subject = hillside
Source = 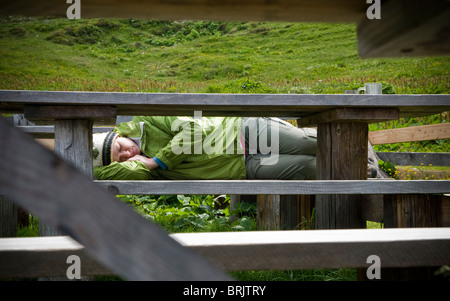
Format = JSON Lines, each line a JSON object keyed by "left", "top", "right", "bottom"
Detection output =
{"left": 1, "top": 16, "right": 449, "bottom": 94}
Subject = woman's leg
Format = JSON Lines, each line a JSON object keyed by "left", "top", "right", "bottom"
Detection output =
{"left": 245, "top": 153, "right": 317, "bottom": 180}
{"left": 242, "top": 117, "right": 317, "bottom": 156}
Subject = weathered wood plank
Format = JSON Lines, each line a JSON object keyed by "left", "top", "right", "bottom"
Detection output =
{"left": 2, "top": 0, "right": 367, "bottom": 22}
{"left": 0, "top": 116, "right": 231, "bottom": 281}
{"left": 17, "top": 125, "right": 114, "bottom": 139}
{"left": 92, "top": 179, "right": 450, "bottom": 196}
{"left": 358, "top": 0, "right": 450, "bottom": 58}
{"left": 2, "top": 228, "right": 449, "bottom": 277}
{"left": 173, "top": 228, "right": 450, "bottom": 271}
{"left": 24, "top": 105, "right": 117, "bottom": 125}
{"left": 369, "top": 123, "right": 450, "bottom": 145}
{"left": 377, "top": 152, "right": 450, "bottom": 167}
{"left": 297, "top": 108, "right": 399, "bottom": 127}
{"left": 1, "top": 91, "right": 449, "bottom": 118}
{"left": 0, "top": 236, "right": 113, "bottom": 278}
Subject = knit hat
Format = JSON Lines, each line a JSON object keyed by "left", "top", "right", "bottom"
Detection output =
{"left": 92, "top": 132, "right": 119, "bottom": 167}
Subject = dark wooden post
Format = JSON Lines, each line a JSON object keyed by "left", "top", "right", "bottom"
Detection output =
{"left": 257, "top": 195, "right": 315, "bottom": 230}
{"left": 0, "top": 196, "right": 18, "bottom": 237}
{"left": 382, "top": 194, "right": 444, "bottom": 280}
{"left": 298, "top": 108, "right": 399, "bottom": 230}
{"left": 316, "top": 121, "right": 368, "bottom": 229}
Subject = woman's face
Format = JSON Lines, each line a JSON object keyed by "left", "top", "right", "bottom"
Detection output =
{"left": 112, "top": 137, "right": 141, "bottom": 163}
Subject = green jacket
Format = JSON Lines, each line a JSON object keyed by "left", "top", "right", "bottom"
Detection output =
{"left": 94, "top": 116, "right": 246, "bottom": 180}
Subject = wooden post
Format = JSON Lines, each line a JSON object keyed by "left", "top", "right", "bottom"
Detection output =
{"left": 257, "top": 195, "right": 315, "bottom": 230}
{"left": 0, "top": 196, "right": 18, "bottom": 237}
{"left": 384, "top": 194, "right": 443, "bottom": 228}
{"left": 316, "top": 122, "right": 368, "bottom": 229}
{"left": 54, "top": 119, "right": 94, "bottom": 178}
{"left": 382, "top": 194, "right": 444, "bottom": 280}
{"left": 24, "top": 105, "right": 116, "bottom": 236}
{"left": 39, "top": 119, "right": 94, "bottom": 236}
{"left": 297, "top": 108, "right": 399, "bottom": 229}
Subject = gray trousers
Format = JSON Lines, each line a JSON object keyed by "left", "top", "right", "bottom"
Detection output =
{"left": 242, "top": 117, "right": 317, "bottom": 180}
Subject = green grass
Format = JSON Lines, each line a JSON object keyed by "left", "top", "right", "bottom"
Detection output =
{"left": 1, "top": 16, "right": 449, "bottom": 94}
{"left": 3, "top": 16, "right": 449, "bottom": 281}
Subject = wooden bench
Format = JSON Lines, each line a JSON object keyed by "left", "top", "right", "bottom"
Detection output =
{"left": 1, "top": 90, "right": 449, "bottom": 280}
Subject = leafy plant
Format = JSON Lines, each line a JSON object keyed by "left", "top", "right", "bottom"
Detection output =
{"left": 118, "top": 194, "right": 256, "bottom": 232}
{"left": 378, "top": 159, "right": 397, "bottom": 178}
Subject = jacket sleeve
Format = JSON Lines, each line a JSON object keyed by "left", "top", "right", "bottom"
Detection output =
{"left": 94, "top": 161, "right": 162, "bottom": 180}
{"left": 152, "top": 116, "right": 207, "bottom": 170}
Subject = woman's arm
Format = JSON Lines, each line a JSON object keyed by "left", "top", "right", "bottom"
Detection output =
{"left": 94, "top": 160, "right": 162, "bottom": 180}
{"left": 127, "top": 155, "right": 159, "bottom": 170}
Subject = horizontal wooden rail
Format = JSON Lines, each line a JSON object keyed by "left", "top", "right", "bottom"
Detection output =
{"left": 1, "top": 90, "right": 449, "bottom": 119}
{"left": 1, "top": 228, "right": 450, "bottom": 278}
{"left": 2, "top": 0, "right": 368, "bottom": 23}
{"left": 369, "top": 123, "right": 450, "bottom": 145}
{"left": 95, "top": 179, "right": 450, "bottom": 196}
{"left": 377, "top": 152, "right": 450, "bottom": 167}
{"left": 17, "top": 125, "right": 114, "bottom": 139}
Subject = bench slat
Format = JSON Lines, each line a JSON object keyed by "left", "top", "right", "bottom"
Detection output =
{"left": 96, "top": 179, "right": 450, "bottom": 195}
{"left": 1, "top": 90, "right": 449, "bottom": 118}
{"left": 377, "top": 152, "right": 450, "bottom": 167}
{"left": 1, "top": 228, "right": 449, "bottom": 277}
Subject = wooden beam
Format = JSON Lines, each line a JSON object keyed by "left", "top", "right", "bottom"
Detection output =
{"left": 17, "top": 125, "right": 114, "bottom": 139}
{"left": 1, "top": 91, "right": 449, "bottom": 118}
{"left": 369, "top": 123, "right": 450, "bottom": 145}
{"left": 0, "top": 236, "right": 113, "bottom": 278}
{"left": 297, "top": 108, "right": 399, "bottom": 127}
{"left": 92, "top": 179, "right": 450, "bottom": 196}
{"left": 0, "top": 116, "right": 231, "bottom": 281}
{"left": 2, "top": 228, "right": 450, "bottom": 277}
{"left": 358, "top": 0, "right": 450, "bottom": 58}
{"left": 2, "top": 0, "right": 366, "bottom": 22}
{"left": 173, "top": 228, "right": 450, "bottom": 271}
{"left": 24, "top": 105, "right": 117, "bottom": 125}
{"left": 377, "top": 152, "right": 450, "bottom": 166}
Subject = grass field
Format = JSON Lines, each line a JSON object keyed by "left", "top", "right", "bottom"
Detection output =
{"left": 1, "top": 16, "right": 449, "bottom": 94}
{"left": 2, "top": 16, "right": 449, "bottom": 281}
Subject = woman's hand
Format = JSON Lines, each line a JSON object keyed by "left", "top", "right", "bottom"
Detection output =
{"left": 127, "top": 155, "right": 159, "bottom": 170}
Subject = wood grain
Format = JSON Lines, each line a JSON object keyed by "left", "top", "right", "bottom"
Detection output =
{"left": 358, "top": 0, "right": 450, "bottom": 58}
{"left": 369, "top": 123, "right": 450, "bottom": 145}
{"left": 0, "top": 116, "right": 231, "bottom": 281}
{"left": 1, "top": 91, "right": 449, "bottom": 118}
{"left": 316, "top": 122, "right": 368, "bottom": 229}
{"left": 93, "top": 179, "right": 450, "bottom": 195}
{"left": 2, "top": 0, "right": 367, "bottom": 22}
{"left": 2, "top": 228, "right": 449, "bottom": 277}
